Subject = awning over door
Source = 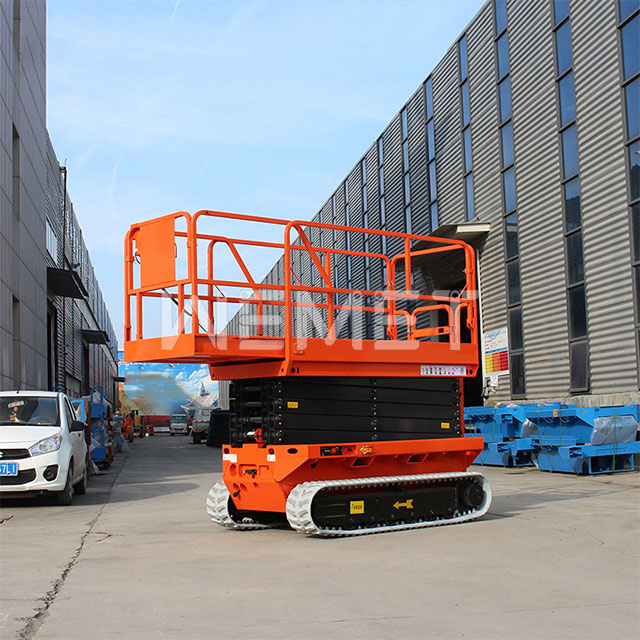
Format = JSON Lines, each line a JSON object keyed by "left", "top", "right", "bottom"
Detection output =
{"left": 47, "top": 267, "right": 88, "bottom": 299}
{"left": 81, "top": 329, "right": 110, "bottom": 345}
{"left": 431, "top": 222, "right": 491, "bottom": 244}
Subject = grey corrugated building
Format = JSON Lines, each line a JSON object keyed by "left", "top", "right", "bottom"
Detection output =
{"left": 1, "top": 0, "right": 119, "bottom": 404}
{"left": 227, "top": 0, "right": 639, "bottom": 408}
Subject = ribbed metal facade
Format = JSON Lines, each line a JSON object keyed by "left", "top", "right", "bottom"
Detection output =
{"left": 1, "top": 2, "right": 119, "bottom": 403}
{"left": 228, "top": 0, "right": 639, "bottom": 406}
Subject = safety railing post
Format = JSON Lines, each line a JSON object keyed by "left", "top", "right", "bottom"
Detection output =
{"left": 178, "top": 283, "right": 185, "bottom": 335}
{"left": 207, "top": 240, "right": 216, "bottom": 334}
{"left": 283, "top": 223, "right": 294, "bottom": 369}
{"left": 189, "top": 216, "right": 199, "bottom": 335}
{"left": 136, "top": 293, "right": 142, "bottom": 340}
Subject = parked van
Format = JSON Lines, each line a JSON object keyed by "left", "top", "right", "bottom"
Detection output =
{"left": 169, "top": 413, "right": 188, "bottom": 436}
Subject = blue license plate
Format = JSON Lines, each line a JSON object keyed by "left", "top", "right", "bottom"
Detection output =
{"left": 0, "top": 462, "right": 18, "bottom": 476}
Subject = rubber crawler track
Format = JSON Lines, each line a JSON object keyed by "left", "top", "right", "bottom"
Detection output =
{"left": 285, "top": 471, "right": 492, "bottom": 537}
{"left": 206, "top": 482, "right": 271, "bottom": 530}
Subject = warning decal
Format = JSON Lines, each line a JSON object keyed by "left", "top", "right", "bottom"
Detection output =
{"left": 350, "top": 500, "right": 365, "bottom": 514}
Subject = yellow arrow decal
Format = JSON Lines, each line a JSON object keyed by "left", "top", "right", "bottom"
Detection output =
{"left": 393, "top": 499, "right": 414, "bottom": 510}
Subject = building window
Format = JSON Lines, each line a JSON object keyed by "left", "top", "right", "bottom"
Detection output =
{"left": 554, "top": 0, "right": 570, "bottom": 25}
{"left": 500, "top": 121, "right": 514, "bottom": 168}
{"left": 46, "top": 217, "right": 58, "bottom": 263}
{"left": 494, "top": 0, "right": 525, "bottom": 397}
{"left": 558, "top": 71, "right": 576, "bottom": 126}
{"left": 425, "top": 77, "right": 438, "bottom": 231}
{"left": 345, "top": 181, "right": 352, "bottom": 282}
{"left": 400, "top": 107, "right": 412, "bottom": 233}
{"left": 495, "top": 0, "right": 507, "bottom": 35}
{"left": 331, "top": 194, "right": 337, "bottom": 246}
{"left": 461, "top": 82, "right": 470, "bottom": 126}
{"left": 496, "top": 33, "right": 509, "bottom": 79}
{"left": 13, "top": 0, "right": 21, "bottom": 53}
{"left": 12, "top": 125, "right": 19, "bottom": 220}
{"left": 361, "top": 157, "right": 368, "bottom": 226}
{"left": 561, "top": 124, "right": 579, "bottom": 179}
{"left": 618, "top": 0, "right": 640, "bottom": 384}
{"left": 564, "top": 177, "right": 582, "bottom": 231}
{"left": 498, "top": 76, "right": 511, "bottom": 123}
{"left": 503, "top": 168, "right": 516, "bottom": 213}
{"left": 554, "top": 0, "right": 590, "bottom": 392}
{"left": 625, "top": 78, "right": 639, "bottom": 140}
{"left": 459, "top": 35, "right": 474, "bottom": 221}
{"left": 459, "top": 35, "right": 468, "bottom": 80}
{"left": 555, "top": 20, "right": 573, "bottom": 75}
{"left": 621, "top": 14, "right": 639, "bottom": 80}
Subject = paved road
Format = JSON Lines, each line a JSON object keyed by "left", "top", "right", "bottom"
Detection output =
{"left": 1, "top": 435, "right": 638, "bottom": 639}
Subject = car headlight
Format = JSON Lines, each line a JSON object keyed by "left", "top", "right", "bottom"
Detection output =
{"left": 29, "top": 434, "right": 62, "bottom": 456}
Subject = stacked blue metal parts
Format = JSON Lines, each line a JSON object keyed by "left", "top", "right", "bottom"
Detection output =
{"left": 465, "top": 404, "right": 640, "bottom": 475}
{"left": 89, "top": 385, "right": 108, "bottom": 464}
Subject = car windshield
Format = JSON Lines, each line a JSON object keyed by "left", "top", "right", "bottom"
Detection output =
{"left": 0, "top": 397, "right": 60, "bottom": 426}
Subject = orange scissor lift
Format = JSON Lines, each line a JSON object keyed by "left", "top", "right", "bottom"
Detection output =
{"left": 124, "top": 210, "right": 491, "bottom": 536}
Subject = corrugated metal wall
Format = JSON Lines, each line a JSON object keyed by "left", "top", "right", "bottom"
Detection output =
{"left": 44, "top": 134, "right": 119, "bottom": 404}
{"left": 433, "top": 46, "right": 464, "bottom": 226}
{"left": 223, "top": 0, "right": 638, "bottom": 404}
{"left": 572, "top": 0, "right": 636, "bottom": 394}
{"left": 509, "top": 0, "right": 570, "bottom": 399}
{"left": 467, "top": 2, "right": 508, "bottom": 399}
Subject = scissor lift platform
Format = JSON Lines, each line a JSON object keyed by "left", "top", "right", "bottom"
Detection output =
{"left": 123, "top": 210, "right": 490, "bottom": 536}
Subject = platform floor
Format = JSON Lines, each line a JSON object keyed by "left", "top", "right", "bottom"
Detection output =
{"left": 1, "top": 435, "right": 638, "bottom": 639}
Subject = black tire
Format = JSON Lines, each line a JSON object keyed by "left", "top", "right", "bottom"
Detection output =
{"left": 128, "top": 432, "right": 134, "bottom": 443}
{"left": 56, "top": 466, "right": 74, "bottom": 506}
{"left": 74, "top": 465, "right": 88, "bottom": 495}
{"left": 192, "top": 432, "right": 202, "bottom": 444}
{"left": 170, "top": 432, "right": 175, "bottom": 436}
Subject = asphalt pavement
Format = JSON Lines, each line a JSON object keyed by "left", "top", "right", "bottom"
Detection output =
{"left": 1, "top": 434, "right": 638, "bottom": 639}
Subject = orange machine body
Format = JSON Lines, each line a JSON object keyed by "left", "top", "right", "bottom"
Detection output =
{"left": 223, "top": 437, "right": 484, "bottom": 513}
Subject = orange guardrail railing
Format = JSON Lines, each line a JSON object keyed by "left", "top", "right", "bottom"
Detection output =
{"left": 124, "top": 210, "right": 479, "bottom": 380}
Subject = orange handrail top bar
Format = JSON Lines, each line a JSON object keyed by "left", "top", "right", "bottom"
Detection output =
{"left": 124, "top": 210, "right": 479, "bottom": 380}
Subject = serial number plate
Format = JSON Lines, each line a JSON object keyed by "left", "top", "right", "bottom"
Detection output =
{"left": 420, "top": 365, "right": 467, "bottom": 376}
{"left": 0, "top": 462, "right": 18, "bottom": 476}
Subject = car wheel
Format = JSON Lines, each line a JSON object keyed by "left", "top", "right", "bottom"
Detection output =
{"left": 56, "top": 467, "right": 74, "bottom": 506}
{"left": 170, "top": 432, "right": 175, "bottom": 436}
{"left": 74, "top": 465, "right": 88, "bottom": 495}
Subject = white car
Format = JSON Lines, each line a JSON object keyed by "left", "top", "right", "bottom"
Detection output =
{"left": 0, "top": 391, "right": 88, "bottom": 505}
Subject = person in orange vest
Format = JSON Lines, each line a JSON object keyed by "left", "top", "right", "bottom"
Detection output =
{"left": 123, "top": 413, "right": 133, "bottom": 442}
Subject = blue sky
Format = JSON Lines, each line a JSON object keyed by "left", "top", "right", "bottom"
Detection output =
{"left": 47, "top": 0, "right": 484, "bottom": 345}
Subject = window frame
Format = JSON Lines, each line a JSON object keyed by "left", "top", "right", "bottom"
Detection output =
{"left": 459, "top": 32, "right": 474, "bottom": 221}
{"left": 553, "top": 2, "right": 591, "bottom": 393}
{"left": 425, "top": 77, "right": 438, "bottom": 231}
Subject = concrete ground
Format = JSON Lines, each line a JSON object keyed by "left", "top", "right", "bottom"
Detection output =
{"left": 0, "top": 435, "right": 638, "bottom": 640}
